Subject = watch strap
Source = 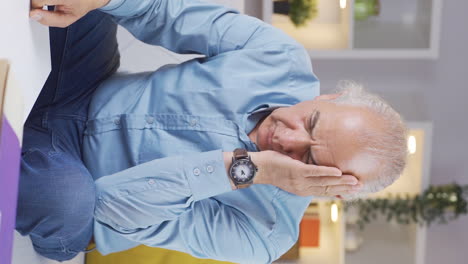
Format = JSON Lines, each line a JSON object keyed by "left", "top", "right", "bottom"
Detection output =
{"left": 233, "top": 148, "right": 248, "bottom": 160}
{"left": 231, "top": 148, "right": 255, "bottom": 189}
{"left": 236, "top": 183, "right": 251, "bottom": 189}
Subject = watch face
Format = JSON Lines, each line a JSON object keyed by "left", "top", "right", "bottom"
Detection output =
{"left": 230, "top": 159, "right": 255, "bottom": 183}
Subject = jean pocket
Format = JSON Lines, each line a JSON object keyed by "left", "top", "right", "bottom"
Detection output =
{"left": 21, "top": 125, "right": 56, "bottom": 156}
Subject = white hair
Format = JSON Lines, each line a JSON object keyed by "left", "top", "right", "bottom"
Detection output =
{"left": 331, "top": 81, "right": 408, "bottom": 200}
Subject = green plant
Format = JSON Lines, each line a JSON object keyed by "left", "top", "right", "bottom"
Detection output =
{"left": 345, "top": 184, "right": 468, "bottom": 229}
{"left": 289, "top": 0, "right": 319, "bottom": 27}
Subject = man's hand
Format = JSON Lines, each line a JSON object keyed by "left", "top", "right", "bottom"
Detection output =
{"left": 30, "top": 0, "right": 110, "bottom": 27}
{"left": 250, "top": 151, "right": 362, "bottom": 197}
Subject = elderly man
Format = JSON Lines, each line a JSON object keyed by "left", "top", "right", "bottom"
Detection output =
{"left": 19, "top": 0, "right": 407, "bottom": 263}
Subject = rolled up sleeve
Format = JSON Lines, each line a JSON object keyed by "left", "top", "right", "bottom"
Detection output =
{"left": 100, "top": 0, "right": 298, "bottom": 57}
{"left": 94, "top": 149, "right": 232, "bottom": 230}
{"left": 93, "top": 149, "right": 279, "bottom": 263}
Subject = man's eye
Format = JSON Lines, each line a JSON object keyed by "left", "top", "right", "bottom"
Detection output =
{"left": 308, "top": 150, "right": 317, "bottom": 165}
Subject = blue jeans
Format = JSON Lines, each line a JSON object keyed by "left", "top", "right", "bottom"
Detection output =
{"left": 16, "top": 10, "right": 120, "bottom": 261}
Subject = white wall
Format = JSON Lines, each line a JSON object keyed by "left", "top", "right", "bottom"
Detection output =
{"left": 314, "top": 0, "right": 468, "bottom": 263}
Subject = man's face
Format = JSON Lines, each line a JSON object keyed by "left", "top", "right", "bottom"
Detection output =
{"left": 254, "top": 95, "right": 383, "bottom": 182}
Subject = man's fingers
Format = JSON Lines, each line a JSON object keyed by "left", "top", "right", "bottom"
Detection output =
{"left": 304, "top": 165, "right": 342, "bottom": 177}
{"left": 308, "top": 183, "right": 362, "bottom": 197}
{"left": 308, "top": 175, "right": 358, "bottom": 187}
{"left": 327, "top": 183, "right": 362, "bottom": 196}
{"left": 30, "top": 9, "right": 75, "bottom": 28}
{"left": 31, "top": 0, "right": 62, "bottom": 9}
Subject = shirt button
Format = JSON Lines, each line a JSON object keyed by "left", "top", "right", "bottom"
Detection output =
{"left": 206, "top": 165, "right": 214, "bottom": 173}
{"left": 193, "top": 168, "right": 201, "bottom": 176}
{"left": 146, "top": 116, "right": 155, "bottom": 124}
{"left": 190, "top": 119, "right": 197, "bottom": 127}
{"left": 114, "top": 118, "right": 121, "bottom": 125}
{"left": 148, "top": 179, "right": 156, "bottom": 185}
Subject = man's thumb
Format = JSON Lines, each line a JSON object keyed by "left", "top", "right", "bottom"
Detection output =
{"left": 30, "top": 9, "right": 73, "bottom": 28}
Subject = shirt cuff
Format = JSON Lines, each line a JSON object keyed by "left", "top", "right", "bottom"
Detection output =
{"left": 184, "top": 149, "right": 233, "bottom": 201}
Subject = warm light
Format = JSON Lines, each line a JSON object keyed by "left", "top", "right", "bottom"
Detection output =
{"left": 450, "top": 194, "right": 458, "bottom": 202}
{"left": 340, "top": 0, "right": 347, "bottom": 9}
{"left": 408, "top": 135, "right": 417, "bottom": 154}
{"left": 331, "top": 203, "right": 339, "bottom": 223}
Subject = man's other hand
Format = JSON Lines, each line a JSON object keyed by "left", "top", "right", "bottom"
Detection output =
{"left": 251, "top": 151, "right": 362, "bottom": 198}
{"left": 30, "top": 0, "right": 110, "bottom": 27}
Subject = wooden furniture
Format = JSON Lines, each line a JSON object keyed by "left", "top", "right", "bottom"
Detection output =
{"left": 262, "top": 0, "right": 443, "bottom": 59}
{"left": 86, "top": 243, "right": 233, "bottom": 264}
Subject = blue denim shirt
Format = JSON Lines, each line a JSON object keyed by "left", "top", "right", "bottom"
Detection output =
{"left": 83, "top": 0, "right": 319, "bottom": 263}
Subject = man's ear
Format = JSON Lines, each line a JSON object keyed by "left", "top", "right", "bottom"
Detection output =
{"left": 314, "top": 93, "right": 342, "bottom": 101}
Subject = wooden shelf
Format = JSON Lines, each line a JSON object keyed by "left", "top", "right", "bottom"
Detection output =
{"left": 261, "top": 0, "right": 443, "bottom": 59}
{"left": 275, "top": 122, "right": 433, "bottom": 264}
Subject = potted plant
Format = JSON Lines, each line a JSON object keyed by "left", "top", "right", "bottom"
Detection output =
{"left": 345, "top": 183, "right": 468, "bottom": 229}
{"left": 273, "top": 0, "right": 319, "bottom": 27}
{"left": 354, "top": 0, "right": 381, "bottom": 21}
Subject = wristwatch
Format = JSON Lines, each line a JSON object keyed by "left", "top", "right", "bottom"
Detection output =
{"left": 229, "top": 148, "right": 258, "bottom": 189}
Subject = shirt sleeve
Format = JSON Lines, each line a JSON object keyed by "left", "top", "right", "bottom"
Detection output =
{"left": 93, "top": 149, "right": 280, "bottom": 263}
{"left": 94, "top": 149, "right": 232, "bottom": 228}
{"left": 96, "top": 196, "right": 279, "bottom": 263}
{"left": 99, "top": 0, "right": 298, "bottom": 57}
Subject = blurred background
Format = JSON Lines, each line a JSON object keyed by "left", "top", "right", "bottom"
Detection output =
{"left": 2, "top": 0, "right": 467, "bottom": 264}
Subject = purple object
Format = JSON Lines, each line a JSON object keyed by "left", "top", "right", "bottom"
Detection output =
{"left": 0, "top": 115, "right": 21, "bottom": 264}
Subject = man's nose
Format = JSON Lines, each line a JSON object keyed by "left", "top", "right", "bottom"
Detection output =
{"left": 274, "top": 131, "right": 310, "bottom": 156}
